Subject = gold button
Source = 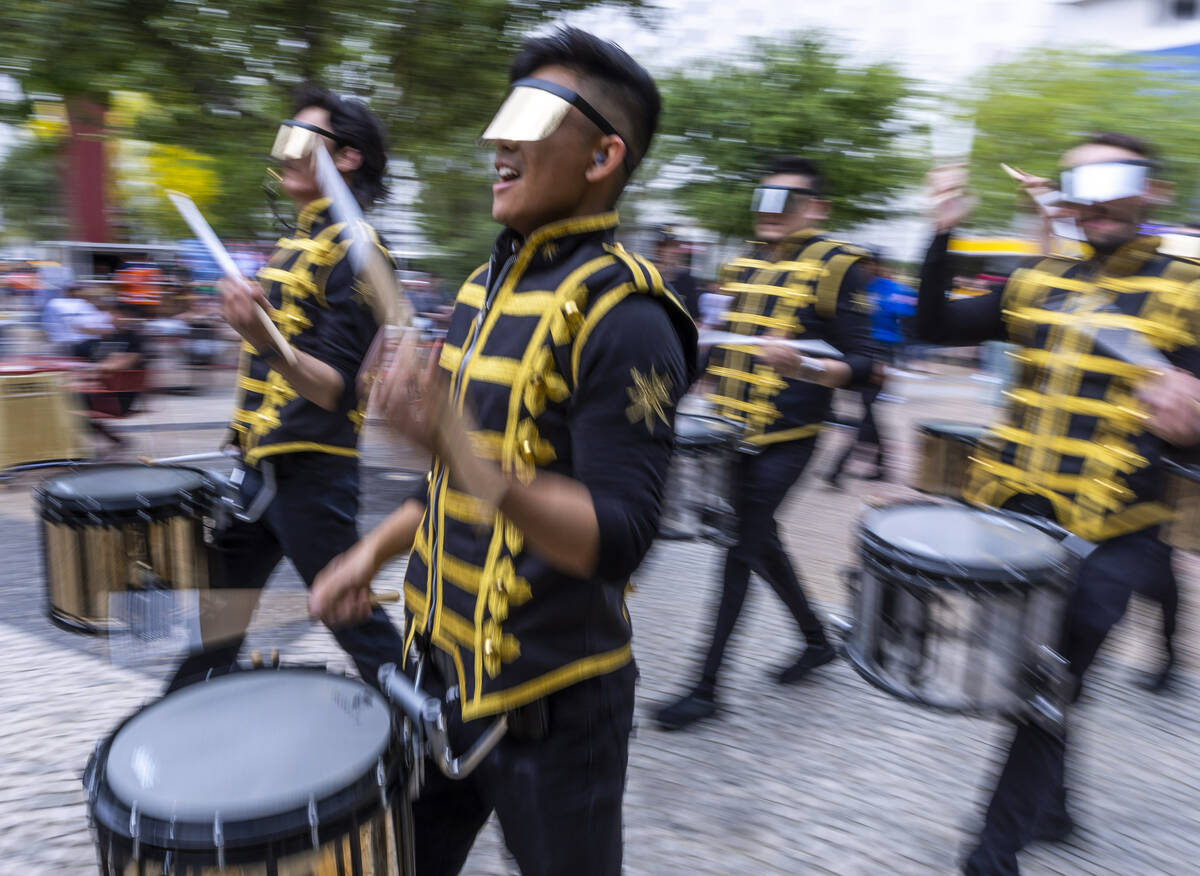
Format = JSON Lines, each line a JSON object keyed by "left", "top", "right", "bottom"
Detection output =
{"left": 521, "top": 439, "right": 533, "bottom": 458}
{"left": 484, "top": 640, "right": 494, "bottom": 657}
{"left": 495, "top": 577, "right": 507, "bottom": 594}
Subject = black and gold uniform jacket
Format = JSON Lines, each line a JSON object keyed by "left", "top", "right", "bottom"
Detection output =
{"left": 708, "top": 229, "right": 876, "bottom": 446}
{"left": 918, "top": 232, "right": 1200, "bottom": 542}
{"left": 403, "top": 212, "right": 697, "bottom": 721}
{"left": 229, "top": 197, "right": 385, "bottom": 466}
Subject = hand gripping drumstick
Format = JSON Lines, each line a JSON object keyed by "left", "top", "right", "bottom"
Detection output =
{"left": 166, "top": 190, "right": 297, "bottom": 366}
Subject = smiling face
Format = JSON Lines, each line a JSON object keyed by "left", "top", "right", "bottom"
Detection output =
{"left": 1059, "top": 142, "right": 1153, "bottom": 253}
{"left": 753, "top": 173, "right": 827, "bottom": 243}
{"left": 490, "top": 65, "right": 614, "bottom": 237}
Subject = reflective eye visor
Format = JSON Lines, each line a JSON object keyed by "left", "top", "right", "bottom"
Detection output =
{"left": 270, "top": 120, "right": 345, "bottom": 162}
{"left": 751, "top": 185, "right": 816, "bottom": 215}
{"left": 480, "top": 77, "right": 636, "bottom": 174}
{"left": 1059, "top": 161, "right": 1151, "bottom": 206}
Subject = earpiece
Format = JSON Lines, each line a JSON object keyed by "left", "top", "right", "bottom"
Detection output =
{"left": 595, "top": 152, "right": 607, "bottom": 166}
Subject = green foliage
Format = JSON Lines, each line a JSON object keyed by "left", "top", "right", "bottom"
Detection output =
{"left": 0, "top": 0, "right": 648, "bottom": 256}
{"left": 962, "top": 49, "right": 1200, "bottom": 230}
{"left": 655, "top": 35, "right": 925, "bottom": 239}
{"left": 0, "top": 137, "right": 67, "bottom": 241}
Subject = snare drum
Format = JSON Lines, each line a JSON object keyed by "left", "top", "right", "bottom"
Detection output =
{"left": 659, "top": 413, "right": 740, "bottom": 546}
{"left": 914, "top": 421, "right": 988, "bottom": 499}
{"left": 1163, "top": 458, "right": 1200, "bottom": 552}
{"left": 37, "top": 465, "right": 217, "bottom": 632}
{"left": 844, "top": 502, "right": 1072, "bottom": 717}
{"left": 84, "top": 668, "right": 413, "bottom": 875}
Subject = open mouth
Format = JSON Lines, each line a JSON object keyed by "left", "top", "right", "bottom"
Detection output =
{"left": 495, "top": 162, "right": 522, "bottom": 185}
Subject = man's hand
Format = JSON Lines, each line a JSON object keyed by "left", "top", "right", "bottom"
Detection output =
{"left": 310, "top": 543, "right": 376, "bottom": 628}
{"left": 219, "top": 275, "right": 277, "bottom": 353}
{"left": 1140, "top": 367, "right": 1200, "bottom": 447}
{"left": 926, "top": 164, "right": 976, "bottom": 233}
{"left": 756, "top": 342, "right": 850, "bottom": 388}
{"left": 376, "top": 330, "right": 449, "bottom": 454}
{"left": 376, "top": 332, "right": 510, "bottom": 505}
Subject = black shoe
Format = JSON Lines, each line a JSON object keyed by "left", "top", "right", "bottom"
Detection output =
{"left": 1032, "top": 810, "right": 1075, "bottom": 844}
{"left": 775, "top": 642, "right": 838, "bottom": 684}
{"left": 1135, "top": 656, "right": 1176, "bottom": 693}
{"left": 654, "top": 690, "right": 717, "bottom": 731}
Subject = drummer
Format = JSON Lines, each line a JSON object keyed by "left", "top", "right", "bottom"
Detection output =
{"left": 918, "top": 133, "right": 1200, "bottom": 876}
{"left": 166, "top": 84, "right": 406, "bottom": 692}
{"left": 313, "top": 27, "right": 694, "bottom": 874}
{"left": 656, "top": 155, "right": 877, "bottom": 731}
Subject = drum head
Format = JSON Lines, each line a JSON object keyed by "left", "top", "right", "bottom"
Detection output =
{"left": 918, "top": 421, "right": 987, "bottom": 442}
{"left": 861, "top": 503, "right": 1066, "bottom": 584}
{"left": 105, "top": 671, "right": 391, "bottom": 822}
{"left": 675, "top": 414, "right": 738, "bottom": 448}
{"left": 39, "top": 465, "right": 210, "bottom": 516}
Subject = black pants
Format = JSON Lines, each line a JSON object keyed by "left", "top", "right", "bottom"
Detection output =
{"left": 166, "top": 453, "right": 406, "bottom": 692}
{"left": 411, "top": 659, "right": 637, "bottom": 876}
{"left": 698, "top": 438, "right": 827, "bottom": 691}
{"left": 964, "top": 524, "right": 1176, "bottom": 875}
{"left": 829, "top": 383, "right": 884, "bottom": 479}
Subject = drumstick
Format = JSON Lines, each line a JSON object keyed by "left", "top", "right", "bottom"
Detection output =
{"left": 107, "top": 588, "right": 400, "bottom": 668}
{"left": 166, "top": 190, "right": 297, "bottom": 366}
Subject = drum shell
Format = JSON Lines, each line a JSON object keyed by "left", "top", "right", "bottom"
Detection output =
{"left": 36, "top": 466, "right": 217, "bottom": 633}
{"left": 1162, "top": 460, "right": 1200, "bottom": 552}
{"left": 845, "top": 503, "right": 1072, "bottom": 716}
{"left": 658, "top": 414, "right": 740, "bottom": 546}
{"left": 914, "top": 422, "right": 987, "bottom": 499}
{"left": 84, "top": 668, "right": 412, "bottom": 876}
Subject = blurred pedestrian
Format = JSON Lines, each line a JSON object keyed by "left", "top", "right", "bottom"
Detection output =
{"left": 656, "top": 155, "right": 878, "bottom": 731}
{"left": 918, "top": 133, "right": 1199, "bottom": 876}
{"left": 824, "top": 250, "right": 915, "bottom": 486}
{"left": 311, "top": 27, "right": 695, "bottom": 875}
{"left": 653, "top": 225, "right": 702, "bottom": 320}
{"left": 42, "top": 282, "right": 112, "bottom": 358}
{"left": 166, "top": 83, "right": 406, "bottom": 693}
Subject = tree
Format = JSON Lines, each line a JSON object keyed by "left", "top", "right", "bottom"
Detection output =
{"left": 654, "top": 35, "right": 925, "bottom": 240}
{"left": 0, "top": 0, "right": 650, "bottom": 248}
{"left": 960, "top": 49, "right": 1200, "bottom": 231}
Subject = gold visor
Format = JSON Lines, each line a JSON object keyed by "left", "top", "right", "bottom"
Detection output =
{"left": 479, "top": 86, "right": 574, "bottom": 144}
{"left": 271, "top": 124, "right": 321, "bottom": 161}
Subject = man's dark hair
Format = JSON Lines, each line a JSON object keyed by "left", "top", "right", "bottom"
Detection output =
{"left": 1083, "top": 132, "right": 1159, "bottom": 170}
{"left": 509, "top": 27, "right": 661, "bottom": 176}
{"left": 293, "top": 83, "right": 389, "bottom": 208}
{"left": 763, "top": 156, "right": 824, "bottom": 197}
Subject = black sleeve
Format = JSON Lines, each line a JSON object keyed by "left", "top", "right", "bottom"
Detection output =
{"left": 569, "top": 295, "right": 689, "bottom": 581}
{"left": 300, "top": 257, "right": 381, "bottom": 408}
{"left": 829, "top": 263, "right": 878, "bottom": 388}
{"left": 916, "top": 231, "right": 1005, "bottom": 345}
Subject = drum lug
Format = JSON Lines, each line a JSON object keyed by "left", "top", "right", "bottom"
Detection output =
{"left": 213, "top": 813, "right": 224, "bottom": 869}
{"left": 308, "top": 794, "right": 320, "bottom": 848}
{"left": 376, "top": 757, "right": 389, "bottom": 809}
{"left": 129, "top": 802, "right": 140, "bottom": 860}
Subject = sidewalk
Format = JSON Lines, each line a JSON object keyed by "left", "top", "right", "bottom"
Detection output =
{"left": 1, "top": 366, "right": 1196, "bottom": 874}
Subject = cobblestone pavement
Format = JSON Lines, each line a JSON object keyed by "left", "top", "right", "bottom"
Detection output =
{"left": 2, "top": 367, "right": 1198, "bottom": 874}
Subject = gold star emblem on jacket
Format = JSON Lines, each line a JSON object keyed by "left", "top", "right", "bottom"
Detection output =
{"left": 625, "top": 366, "right": 673, "bottom": 434}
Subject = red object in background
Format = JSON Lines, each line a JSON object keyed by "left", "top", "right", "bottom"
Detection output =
{"left": 65, "top": 99, "right": 109, "bottom": 244}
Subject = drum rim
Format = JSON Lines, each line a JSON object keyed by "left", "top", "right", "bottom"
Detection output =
{"left": 859, "top": 501, "right": 1070, "bottom": 589}
{"left": 36, "top": 464, "right": 215, "bottom": 520}
{"left": 917, "top": 420, "right": 989, "bottom": 441}
{"left": 86, "top": 667, "right": 404, "bottom": 855}
{"left": 674, "top": 412, "right": 743, "bottom": 448}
